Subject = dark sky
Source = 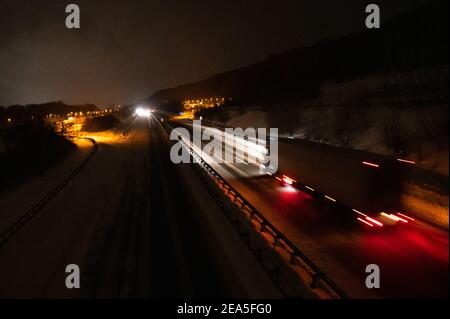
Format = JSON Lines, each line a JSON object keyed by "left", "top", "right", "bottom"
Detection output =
{"left": 0, "top": 0, "right": 438, "bottom": 107}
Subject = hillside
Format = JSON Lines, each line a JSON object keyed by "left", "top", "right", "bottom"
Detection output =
{"left": 145, "top": 0, "right": 448, "bottom": 112}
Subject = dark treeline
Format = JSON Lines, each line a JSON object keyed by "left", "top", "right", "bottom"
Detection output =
{"left": 0, "top": 121, "right": 76, "bottom": 193}
{"left": 146, "top": 0, "right": 448, "bottom": 112}
{"left": 0, "top": 101, "right": 98, "bottom": 123}
{"left": 82, "top": 114, "right": 120, "bottom": 132}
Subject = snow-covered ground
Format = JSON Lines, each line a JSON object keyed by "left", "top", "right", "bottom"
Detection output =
{"left": 214, "top": 64, "right": 449, "bottom": 177}
{"left": 0, "top": 138, "right": 93, "bottom": 233}
{"left": 199, "top": 67, "right": 448, "bottom": 227}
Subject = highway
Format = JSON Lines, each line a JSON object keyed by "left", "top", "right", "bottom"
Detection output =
{"left": 0, "top": 113, "right": 447, "bottom": 299}
{"left": 173, "top": 119, "right": 449, "bottom": 298}
{"left": 0, "top": 116, "right": 279, "bottom": 298}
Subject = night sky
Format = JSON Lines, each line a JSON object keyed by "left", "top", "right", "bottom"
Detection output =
{"left": 0, "top": 0, "right": 438, "bottom": 107}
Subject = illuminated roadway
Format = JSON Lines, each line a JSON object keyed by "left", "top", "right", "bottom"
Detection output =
{"left": 0, "top": 116, "right": 279, "bottom": 298}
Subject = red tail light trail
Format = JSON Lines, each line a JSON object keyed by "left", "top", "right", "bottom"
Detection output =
{"left": 357, "top": 217, "right": 374, "bottom": 227}
{"left": 362, "top": 161, "right": 380, "bottom": 168}
{"left": 397, "top": 212, "right": 415, "bottom": 221}
{"left": 397, "top": 158, "right": 416, "bottom": 165}
{"left": 366, "top": 217, "right": 383, "bottom": 227}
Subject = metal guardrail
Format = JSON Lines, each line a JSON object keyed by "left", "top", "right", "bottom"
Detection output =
{"left": 162, "top": 121, "right": 347, "bottom": 298}
{"left": 0, "top": 137, "right": 98, "bottom": 248}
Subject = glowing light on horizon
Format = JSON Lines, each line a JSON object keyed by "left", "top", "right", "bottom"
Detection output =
{"left": 135, "top": 107, "right": 151, "bottom": 117}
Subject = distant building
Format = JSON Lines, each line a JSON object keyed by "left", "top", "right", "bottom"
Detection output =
{"left": 182, "top": 97, "right": 226, "bottom": 118}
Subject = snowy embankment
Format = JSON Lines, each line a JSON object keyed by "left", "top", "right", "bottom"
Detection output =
{"left": 0, "top": 139, "right": 94, "bottom": 233}
{"left": 223, "top": 109, "right": 449, "bottom": 228}
{"left": 202, "top": 67, "right": 449, "bottom": 227}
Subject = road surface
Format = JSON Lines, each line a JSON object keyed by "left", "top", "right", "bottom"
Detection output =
{"left": 0, "top": 116, "right": 279, "bottom": 298}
